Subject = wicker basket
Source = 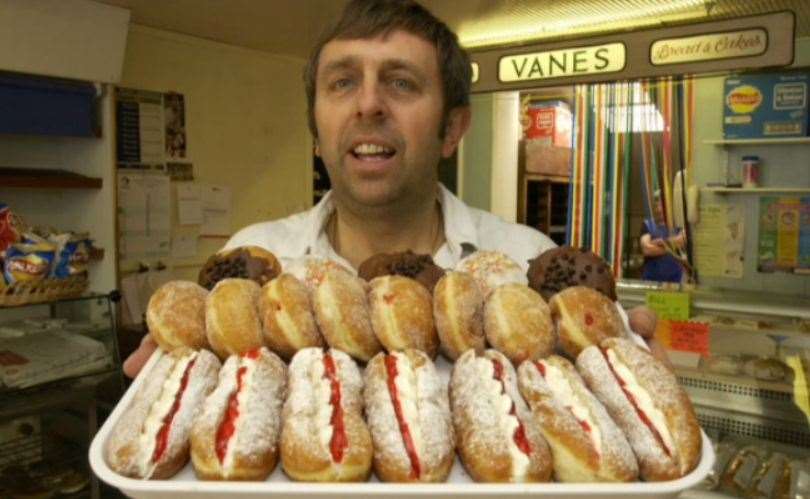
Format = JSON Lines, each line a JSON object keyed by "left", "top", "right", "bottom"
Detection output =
{"left": 0, "top": 274, "right": 89, "bottom": 307}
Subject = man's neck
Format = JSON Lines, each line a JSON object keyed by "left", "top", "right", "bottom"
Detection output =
{"left": 328, "top": 191, "right": 445, "bottom": 270}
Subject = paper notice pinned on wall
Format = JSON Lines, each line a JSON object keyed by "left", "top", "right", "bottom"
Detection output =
{"left": 200, "top": 184, "right": 232, "bottom": 237}
{"left": 646, "top": 291, "right": 691, "bottom": 321}
{"left": 668, "top": 321, "right": 710, "bottom": 356}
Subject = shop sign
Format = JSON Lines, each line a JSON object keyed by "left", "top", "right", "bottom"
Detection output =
{"left": 651, "top": 29, "right": 767, "bottom": 65}
{"left": 499, "top": 43, "right": 625, "bottom": 83}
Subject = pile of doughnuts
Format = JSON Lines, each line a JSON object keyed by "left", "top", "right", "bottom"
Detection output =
{"left": 106, "top": 245, "right": 703, "bottom": 484}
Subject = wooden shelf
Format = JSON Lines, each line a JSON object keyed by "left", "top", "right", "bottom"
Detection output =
{"left": 702, "top": 187, "right": 810, "bottom": 194}
{"left": 524, "top": 172, "right": 570, "bottom": 183}
{"left": 703, "top": 137, "right": 810, "bottom": 145}
{"left": 0, "top": 167, "right": 102, "bottom": 189}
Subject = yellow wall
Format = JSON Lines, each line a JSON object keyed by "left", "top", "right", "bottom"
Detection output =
{"left": 119, "top": 25, "right": 313, "bottom": 279}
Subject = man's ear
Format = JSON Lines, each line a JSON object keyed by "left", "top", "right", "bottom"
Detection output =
{"left": 441, "top": 106, "right": 471, "bottom": 158}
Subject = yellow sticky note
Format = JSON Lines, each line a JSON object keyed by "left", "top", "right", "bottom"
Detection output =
{"left": 646, "top": 291, "right": 691, "bottom": 321}
{"left": 786, "top": 355, "right": 810, "bottom": 426}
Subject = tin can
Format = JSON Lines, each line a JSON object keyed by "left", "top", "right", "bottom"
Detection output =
{"left": 742, "top": 155, "right": 760, "bottom": 188}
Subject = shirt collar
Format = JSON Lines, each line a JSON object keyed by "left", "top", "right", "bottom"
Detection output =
{"left": 303, "top": 184, "right": 479, "bottom": 268}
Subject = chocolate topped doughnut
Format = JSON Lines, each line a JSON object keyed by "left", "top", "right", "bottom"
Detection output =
{"left": 527, "top": 246, "right": 616, "bottom": 301}
{"left": 358, "top": 250, "right": 445, "bottom": 293}
{"left": 198, "top": 246, "right": 281, "bottom": 290}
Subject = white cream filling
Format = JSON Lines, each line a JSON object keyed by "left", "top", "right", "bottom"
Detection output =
{"left": 136, "top": 352, "right": 197, "bottom": 478}
{"left": 221, "top": 356, "right": 257, "bottom": 475}
{"left": 310, "top": 354, "right": 334, "bottom": 452}
{"left": 538, "top": 361, "right": 602, "bottom": 455}
{"left": 606, "top": 349, "right": 676, "bottom": 457}
{"left": 474, "top": 358, "right": 530, "bottom": 479}
{"left": 389, "top": 352, "right": 423, "bottom": 464}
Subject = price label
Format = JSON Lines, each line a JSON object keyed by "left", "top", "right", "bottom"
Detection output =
{"left": 646, "top": 291, "right": 690, "bottom": 321}
{"left": 669, "top": 321, "right": 710, "bottom": 356}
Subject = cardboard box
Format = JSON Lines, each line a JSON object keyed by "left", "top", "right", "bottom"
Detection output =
{"left": 523, "top": 100, "right": 572, "bottom": 147}
{"left": 723, "top": 72, "right": 809, "bottom": 139}
{"left": 524, "top": 140, "right": 572, "bottom": 177}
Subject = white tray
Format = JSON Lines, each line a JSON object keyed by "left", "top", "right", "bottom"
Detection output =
{"left": 90, "top": 347, "right": 715, "bottom": 499}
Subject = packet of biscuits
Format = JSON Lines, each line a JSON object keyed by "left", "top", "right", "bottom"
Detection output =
{"left": 3, "top": 242, "right": 55, "bottom": 284}
{"left": 0, "top": 203, "right": 21, "bottom": 261}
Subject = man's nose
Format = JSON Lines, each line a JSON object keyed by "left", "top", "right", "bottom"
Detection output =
{"left": 355, "top": 79, "right": 387, "bottom": 121}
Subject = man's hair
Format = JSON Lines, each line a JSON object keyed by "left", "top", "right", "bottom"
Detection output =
{"left": 303, "top": 0, "right": 472, "bottom": 138}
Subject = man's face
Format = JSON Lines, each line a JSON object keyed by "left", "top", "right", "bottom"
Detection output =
{"left": 314, "top": 30, "right": 459, "bottom": 209}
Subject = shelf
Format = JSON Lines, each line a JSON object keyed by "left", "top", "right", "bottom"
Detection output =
{"left": 524, "top": 172, "right": 569, "bottom": 183}
{"left": 0, "top": 167, "right": 102, "bottom": 189}
{"left": 703, "top": 137, "right": 810, "bottom": 145}
{"left": 702, "top": 187, "right": 810, "bottom": 194}
{"left": 0, "top": 292, "right": 113, "bottom": 310}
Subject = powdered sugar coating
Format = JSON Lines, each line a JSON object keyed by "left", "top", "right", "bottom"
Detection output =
{"left": 517, "top": 356, "right": 637, "bottom": 482}
{"left": 106, "top": 348, "right": 220, "bottom": 479}
{"left": 363, "top": 350, "right": 454, "bottom": 481}
{"left": 456, "top": 251, "right": 528, "bottom": 297}
{"left": 576, "top": 338, "right": 701, "bottom": 480}
{"left": 146, "top": 281, "right": 209, "bottom": 351}
{"left": 192, "top": 347, "right": 286, "bottom": 477}
{"left": 286, "top": 257, "right": 353, "bottom": 292}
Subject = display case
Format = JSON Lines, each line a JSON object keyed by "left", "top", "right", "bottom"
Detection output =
{"left": 0, "top": 293, "right": 123, "bottom": 499}
{"left": 618, "top": 283, "right": 810, "bottom": 499}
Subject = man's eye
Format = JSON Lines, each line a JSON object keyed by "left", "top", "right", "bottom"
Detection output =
{"left": 331, "top": 78, "right": 354, "bottom": 91}
{"left": 391, "top": 78, "right": 415, "bottom": 91}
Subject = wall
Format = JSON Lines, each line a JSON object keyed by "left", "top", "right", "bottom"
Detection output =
{"left": 691, "top": 37, "right": 810, "bottom": 296}
{"left": 459, "top": 91, "right": 521, "bottom": 222}
{"left": 119, "top": 25, "right": 313, "bottom": 280}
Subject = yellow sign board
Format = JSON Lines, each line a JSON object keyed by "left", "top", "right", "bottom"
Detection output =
{"left": 646, "top": 291, "right": 691, "bottom": 321}
{"left": 498, "top": 43, "right": 625, "bottom": 83}
{"left": 651, "top": 29, "right": 767, "bottom": 66}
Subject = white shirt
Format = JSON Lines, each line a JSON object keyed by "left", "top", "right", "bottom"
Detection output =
{"left": 224, "top": 184, "right": 556, "bottom": 273}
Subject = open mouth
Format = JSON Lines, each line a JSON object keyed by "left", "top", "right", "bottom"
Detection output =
{"left": 350, "top": 142, "right": 396, "bottom": 160}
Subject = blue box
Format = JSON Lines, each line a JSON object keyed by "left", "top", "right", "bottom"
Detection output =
{"left": 723, "top": 72, "right": 809, "bottom": 139}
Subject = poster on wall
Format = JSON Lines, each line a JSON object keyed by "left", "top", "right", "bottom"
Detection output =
{"left": 164, "top": 92, "right": 187, "bottom": 160}
{"left": 758, "top": 196, "right": 810, "bottom": 274}
{"left": 693, "top": 204, "right": 744, "bottom": 278}
{"left": 117, "top": 171, "right": 171, "bottom": 265}
{"left": 115, "top": 88, "right": 164, "bottom": 165}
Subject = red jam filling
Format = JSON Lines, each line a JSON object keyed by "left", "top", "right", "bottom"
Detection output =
{"left": 323, "top": 353, "right": 348, "bottom": 463}
{"left": 601, "top": 348, "right": 671, "bottom": 457}
{"left": 384, "top": 355, "right": 421, "bottom": 479}
{"left": 383, "top": 293, "right": 395, "bottom": 305}
{"left": 534, "top": 361, "right": 592, "bottom": 437}
{"left": 152, "top": 358, "right": 196, "bottom": 464}
{"left": 492, "top": 359, "right": 531, "bottom": 456}
{"left": 216, "top": 365, "right": 248, "bottom": 463}
{"left": 584, "top": 313, "right": 594, "bottom": 326}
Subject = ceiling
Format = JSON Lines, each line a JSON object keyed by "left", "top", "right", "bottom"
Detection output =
{"left": 95, "top": 0, "right": 810, "bottom": 58}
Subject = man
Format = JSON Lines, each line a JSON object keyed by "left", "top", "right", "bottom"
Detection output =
{"left": 640, "top": 192, "right": 687, "bottom": 283}
{"left": 124, "top": 0, "right": 660, "bottom": 377}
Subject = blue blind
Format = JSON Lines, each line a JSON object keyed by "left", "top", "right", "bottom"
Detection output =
{"left": 0, "top": 72, "right": 97, "bottom": 137}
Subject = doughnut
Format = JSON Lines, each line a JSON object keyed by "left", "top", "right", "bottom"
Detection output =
{"left": 456, "top": 250, "right": 527, "bottom": 297}
{"left": 363, "top": 349, "right": 454, "bottom": 482}
{"left": 517, "top": 355, "right": 638, "bottom": 482}
{"left": 205, "top": 278, "right": 265, "bottom": 360}
{"left": 483, "top": 283, "right": 555, "bottom": 365}
{"left": 312, "top": 268, "right": 382, "bottom": 362}
{"left": 527, "top": 246, "right": 617, "bottom": 301}
{"left": 358, "top": 250, "right": 445, "bottom": 293}
{"left": 281, "top": 347, "right": 373, "bottom": 482}
{"left": 258, "top": 273, "right": 324, "bottom": 360}
{"left": 146, "top": 280, "right": 209, "bottom": 351}
{"left": 198, "top": 246, "right": 281, "bottom": 290}
{"left": 432, "top": 271, "right": 485, "bottom": 360}
{"left": 367, "top": 275, "right": 438, "bottom": 359}
{"left": 548, "top": 286, "right": 624, "bottom": 359}
{"left": 105, "top": 347, "right": 220, "bottom": 479}
{"left": 576, "top": 338, "right": 702, "bottom": 481}
{"left": 449, "top": 349, "right": 552, "bottom": 482}
{"left": 190, "top": 347, "right": 287, "bottom": 480}
{"left": 285, "top": 256, "right": 353, "bottom": 292}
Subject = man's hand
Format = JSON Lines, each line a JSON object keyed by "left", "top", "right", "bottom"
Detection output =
{"left": 123, "top": 334, "right": 158, "bottom": 378}
{"left": 627, "top": 305, "right": 672, "bottom": 368}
